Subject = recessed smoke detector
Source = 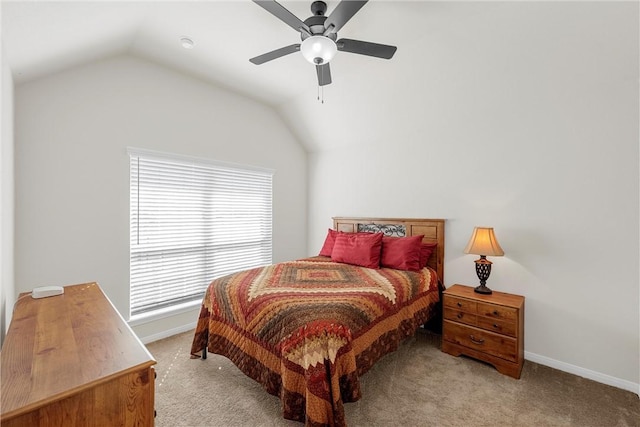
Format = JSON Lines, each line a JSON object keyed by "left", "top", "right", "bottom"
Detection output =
{"left": 180, "top": 37, "right": 195, "bottom": 49}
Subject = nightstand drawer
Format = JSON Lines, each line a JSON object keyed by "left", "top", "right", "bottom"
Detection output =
{"left": 443, "top": 320, "right": 518, "bottom": 363}
{"left": 477, "top": 302, "right": 517, "bottom": 321}
{"left": 443, "top": 307, "right": 477, "bottom": 327}
{"left": 443, "top": 295, "right": 477, "bottom": 313}
{"left": 477, "top": 316, "right": 517, "bottom": 337}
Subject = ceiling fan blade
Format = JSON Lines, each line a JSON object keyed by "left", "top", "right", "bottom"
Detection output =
{"left": 253, "top": 0, "right": 311, "bottom": 35}
{"left": 324, "top": 1, "right": 368, "bottom": 33}
{"left": 337, "top": 38, "right": 397, "bottom": 59}
{"left": 316, "top": 63, "right": 332, "bottom": 86}
{"left": 250, "top": 44, "right": 301, "bottom": 65}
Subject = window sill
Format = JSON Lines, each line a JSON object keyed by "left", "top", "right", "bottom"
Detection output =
{"left": 128, "top": 299, "right": 202, "bottom": 327}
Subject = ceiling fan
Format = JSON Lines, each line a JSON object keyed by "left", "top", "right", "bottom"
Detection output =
{"left": 250, "top": 0, "right": 397, "bottom": 87}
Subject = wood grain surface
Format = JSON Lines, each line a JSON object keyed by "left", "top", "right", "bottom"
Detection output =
{"left": 1, "top": 282, "right": 156, "bottom": 426}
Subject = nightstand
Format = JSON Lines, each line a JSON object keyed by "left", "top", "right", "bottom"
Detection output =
{"left": 442, "top": 284, "right": 524, "bottom": 379}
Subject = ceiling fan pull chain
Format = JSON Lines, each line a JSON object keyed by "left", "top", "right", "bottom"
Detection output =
{"left": 317, "top": 66, "right": 324, "bottom": 104}
{"left": 321, "top": 67, "right": 324, "bottom": 103}
{"left": 316, "top": 84, "right": 324, "bottom": 104}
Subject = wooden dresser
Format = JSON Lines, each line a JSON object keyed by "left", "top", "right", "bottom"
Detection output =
{"left": 442, "top": 284, "right": 524, "bottom": 379}
{"left": 1, "top": 282, "right": 156, "bottom": 426}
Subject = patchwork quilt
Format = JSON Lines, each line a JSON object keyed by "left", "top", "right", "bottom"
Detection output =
{"left": 190, "top": 256, "right": 440, "bottom": 427}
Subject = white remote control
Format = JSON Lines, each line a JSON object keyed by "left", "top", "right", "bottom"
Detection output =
{"left": 32, "top": 286, "right": 64, "bottom": 299}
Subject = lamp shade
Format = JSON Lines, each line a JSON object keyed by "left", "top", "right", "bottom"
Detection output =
{"left": 464, "top": 227, "right": 504, "bottom": 256}
{"left": 300, "top": 35, "right": 337, "bottom": 65}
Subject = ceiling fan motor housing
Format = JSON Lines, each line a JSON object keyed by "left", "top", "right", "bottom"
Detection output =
{"left": 301, "top": 2, "right": 337, "bottom": 41}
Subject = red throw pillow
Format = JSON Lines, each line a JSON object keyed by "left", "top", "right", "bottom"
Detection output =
{"left": 331, "top": 232, "right": 383, "bottom": 269}
{"left": 419, "top": 243, "right": 438, "bottom": 268}
{"left": 380, "top": 235, "right": 424, "bottom": 272}
{"left": 319, "top": 229, "right": 338, "bottom": 257}
{"left": 319, "top": 229, "right": 375, "bottom": 257}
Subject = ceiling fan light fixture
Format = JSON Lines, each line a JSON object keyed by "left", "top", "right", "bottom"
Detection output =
{"left": 300, "top": 35, "right": 337, "bottom": 65}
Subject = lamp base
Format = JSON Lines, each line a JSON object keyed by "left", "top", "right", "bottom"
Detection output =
{"left": 474, "top": 284, "right": 493, "bottom": 294}
{"left": 473, "top": 256, "right": 493, "bottom": 294}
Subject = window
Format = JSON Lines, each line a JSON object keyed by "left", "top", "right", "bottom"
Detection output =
{"left": 129, "top": 149, "right": 273, "bottom": 317}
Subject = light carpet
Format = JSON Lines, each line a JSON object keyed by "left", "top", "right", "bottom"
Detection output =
{"left": 146, "top": 329, "right": 639, "bottom": 427}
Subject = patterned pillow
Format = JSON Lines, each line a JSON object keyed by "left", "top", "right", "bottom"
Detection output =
{"left": 331, "top": 232, "right": 383, "bottom": 269}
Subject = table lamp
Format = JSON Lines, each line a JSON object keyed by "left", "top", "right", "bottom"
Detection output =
{"left": 464, "top": 227, "right": 504, "bottom": 294}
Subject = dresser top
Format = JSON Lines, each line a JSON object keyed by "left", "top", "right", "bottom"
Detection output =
{"left": 444, "top": 284, "right": 524, "bottom": 308}
{"left": 1, "top": 282, "right": 156, "bottom": 419}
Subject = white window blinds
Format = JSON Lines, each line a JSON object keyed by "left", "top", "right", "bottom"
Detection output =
{"left": 129, "top": 149, "right": 273, "bottom": 317}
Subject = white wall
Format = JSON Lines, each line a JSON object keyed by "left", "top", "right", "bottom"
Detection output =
{"left": 14, "top": 55, "right": 307, "bottom": 340}
{"left": 1, "top": 42, "right": 15, "bottom": 345}
{"left": 282, "top": 2, "right": 639, "bottom": 391}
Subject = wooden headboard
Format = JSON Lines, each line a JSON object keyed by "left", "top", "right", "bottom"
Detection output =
{"left": 333, "top": 217, "right": 445, "bottom": 283}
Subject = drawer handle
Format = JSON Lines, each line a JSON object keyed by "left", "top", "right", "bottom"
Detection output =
{"left": 493, "top": 310, "right": 499, "bottom": 316}
{"left": 457, "top": 313, "right": 463, "bottom": 319}
{"left": 493, "top": 324, "right": 499, "bottom": 328}
{"left": 469, "top": 335, "right": 485, "bottom": 345}
{"left": 457, "top": 302, "right": 462, "bottom": 307}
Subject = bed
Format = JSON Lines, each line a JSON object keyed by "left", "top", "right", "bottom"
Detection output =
{"left": 190, "top": 217, "right": 445, "bottom": 427}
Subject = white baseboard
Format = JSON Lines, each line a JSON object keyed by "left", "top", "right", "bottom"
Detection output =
{"left": 139, "top": 321, "right": 197, "bottom": 345}
{"left": 525, "top": 351, "right": 639, "bottom": 396}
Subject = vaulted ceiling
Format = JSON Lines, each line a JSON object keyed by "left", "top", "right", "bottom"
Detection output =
{"left": 1, "top": 1, "right": 503, "bottom": 151}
